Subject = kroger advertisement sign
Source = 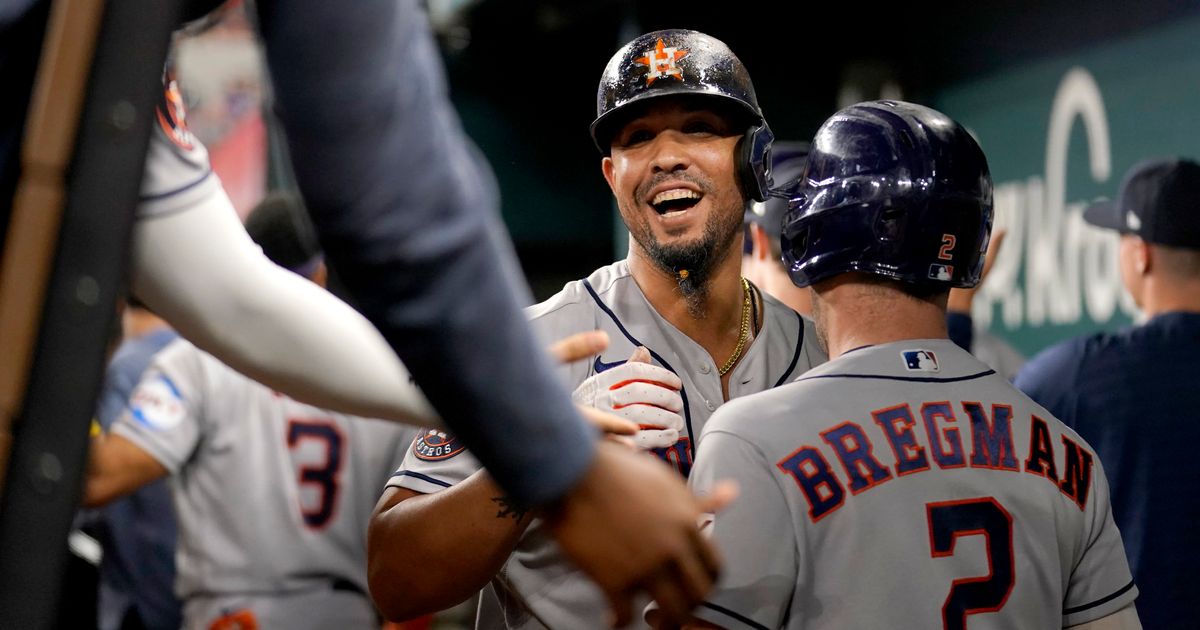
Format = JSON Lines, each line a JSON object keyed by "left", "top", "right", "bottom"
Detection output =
{"left": 933, "top": 16, "right": 1200, "bottom": 357}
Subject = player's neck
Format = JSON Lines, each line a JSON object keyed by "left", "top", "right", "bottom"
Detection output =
{"left": 1138, "top": 276, "right": 1200, "bottom": 318}
{"left": 628, "top": 245, "right": 752, "bottom": 354}
{"left": 815, "top": 281, "right": 948, "bottom": 358}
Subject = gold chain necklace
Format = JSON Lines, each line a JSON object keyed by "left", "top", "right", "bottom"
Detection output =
{"left": 718, "top": 278, "right": 752, "bottom": 376}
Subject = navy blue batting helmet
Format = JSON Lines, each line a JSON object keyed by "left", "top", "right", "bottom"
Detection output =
{"left": 781, "top": 100, "right": 992, "bottom": 289}
{"left": 590, "top": 29, "right": 775, "bottom": 203}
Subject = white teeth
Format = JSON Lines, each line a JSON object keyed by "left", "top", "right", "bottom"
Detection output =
{"left": 662, "top": 210, "right": 687, "bottom": 218}
{"left": 652, "top": 188, "right": 701, "bottom": 205}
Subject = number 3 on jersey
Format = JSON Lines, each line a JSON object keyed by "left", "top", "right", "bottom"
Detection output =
{"left": 927, "top": 498, "right": 1015, "bottom": 630}
{"left": 287, "top": 419, "right": 345, "bottom": 529}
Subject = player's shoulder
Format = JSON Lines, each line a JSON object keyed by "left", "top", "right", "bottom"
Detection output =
{"left": 152, "top": 337, "right": 252, "bottom": 392}
{"left": 153, "top": 337, "right": 204, "bottom": 367}
{"left": 525, "top": 260, "right": 632, "bottom": 325}
{"left": 758, "top": 288, "right": 800, "bottom": 330}
{"left": 704, "top": 376, "right": 826, "bottom": 442}
{"left": 108, "top": 329, "right": 176, "bottom": 373}
{"left": 758, "top": 288, "right": 822, "bottom": 349}
{"left": 1016, "top": 331, "right": 1107, "bottom": 391}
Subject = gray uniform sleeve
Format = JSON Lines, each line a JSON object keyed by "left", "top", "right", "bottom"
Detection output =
{"left": 254, "top": 0, "right": 595, "bottom": 506}
{"left": 1062, "top": 458, "right": 1138, "bottom": 627}
{"left": 688, "top": 429, "right": 798, "bottom": 630}
{"left": 385, "top": 429, "right": 482, "bottom": 494}
{"left": 111, "top": 341, "right": 206, "bottom": 474}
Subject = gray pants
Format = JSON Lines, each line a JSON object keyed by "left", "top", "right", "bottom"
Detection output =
{"left": 184, "top": 587, "right": 378, "bottom": 629}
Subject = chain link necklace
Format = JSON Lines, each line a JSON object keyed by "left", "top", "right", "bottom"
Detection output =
{"left": 718, "top": 278, "right": 752, "bottom": 376}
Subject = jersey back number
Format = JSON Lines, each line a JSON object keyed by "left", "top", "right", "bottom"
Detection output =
{"left": 926, "top": 497, "right": 1015, "bottom": 630}
{"left": 286, "top": 419, "right": 345, "bottom": 529}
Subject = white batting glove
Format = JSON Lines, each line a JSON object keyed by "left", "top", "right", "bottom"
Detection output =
{"left": 572, "top": 346, "right": 684, "bottom": 450}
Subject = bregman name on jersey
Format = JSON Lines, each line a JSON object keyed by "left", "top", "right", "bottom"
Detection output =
{"left": 780, "top": 401, "right": 1094, "bottom": 522}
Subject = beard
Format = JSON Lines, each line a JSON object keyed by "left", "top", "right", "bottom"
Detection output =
{"left": 628, "top": 197, "right": 744, "bottom": 318}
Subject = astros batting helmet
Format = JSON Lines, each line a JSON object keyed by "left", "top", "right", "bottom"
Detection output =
{"left": 781, "top": 100, "right": 992, "bottom": 289}
{"left": 590, "top": 29, "right": 775, "bottom": 203}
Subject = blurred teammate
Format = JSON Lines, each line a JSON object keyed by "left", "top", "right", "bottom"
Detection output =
{"left": 945, "top": 229, "right": 1026, "bottom": 380}
{"left": 742, "top": 141, "right": 812, "bottom": 316}
{"left": 673, "top": 101, "right": 1139, "bottom": 629}
{"left": 83, "top": 192, "right": 418, "bottom": 629}
{"left": 1016, "top": 157, "right": 1200, "bottom": 630}
{"left": 367, "top": 29, "right": 825, "bottom": 629}
{"left": 88, "top": 298, "right": 182, "bottom": 630}
{"left": 1, "top": 1, "right": 729, "bottom": 616}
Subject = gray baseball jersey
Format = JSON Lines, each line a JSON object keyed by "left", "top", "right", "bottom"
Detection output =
{"left": 387, "top": 259, "right": 826, "bottom": 629}
{"left": 687, "top": 338, "right": 1137, "bottom": 630}
{"left": 113, "top": 339, "right": 417, "bottom": 629}
{"left": 137, "top": 74, "right": 220, "bottom": 220}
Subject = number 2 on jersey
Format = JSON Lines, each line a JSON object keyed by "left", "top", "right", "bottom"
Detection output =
{"left": 287, "top": 419, "right": 344, "bottom": 529}
{"left": 926, "top": 498, "right": 1014, "bottom": 630}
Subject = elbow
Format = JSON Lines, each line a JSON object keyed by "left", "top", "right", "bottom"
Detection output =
{"left": 80, "top": 477, "right": 113, "bottom": 509}
{"left": 367, "top": 513, "right": 477, "bottom": 621}
{"left": 367, "top": 513, "right": 439, "bottom": 621}
{"left": 367, "top": 542, "right": 447, "bottom": 622}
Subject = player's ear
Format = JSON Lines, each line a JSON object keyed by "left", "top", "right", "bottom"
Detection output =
{"left": 601, "top": 156, "right": 618, "bottom": 196}
{"left": 1136, "top": 238, "right": 1152, "bottom": 275}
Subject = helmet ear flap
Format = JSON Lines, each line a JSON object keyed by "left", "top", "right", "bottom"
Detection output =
{"left": 737, "top": 123, "right": 775, "bottom": 203}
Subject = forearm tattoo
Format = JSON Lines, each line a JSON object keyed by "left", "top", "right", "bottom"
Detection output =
{"left": 491, "top": 496, "right": 529, "bottom": 520}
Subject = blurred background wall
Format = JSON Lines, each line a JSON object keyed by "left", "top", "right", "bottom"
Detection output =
{"left": 176, "top": 0, "right": 1200, "bottom": 358}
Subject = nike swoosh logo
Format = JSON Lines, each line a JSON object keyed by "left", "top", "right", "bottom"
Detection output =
{"left": 593, "top": 355, "right": 627, "bottom": 373}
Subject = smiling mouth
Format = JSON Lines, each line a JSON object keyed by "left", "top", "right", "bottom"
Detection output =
{"left": 650, "top": 189, "right": 702, "bottom": 216}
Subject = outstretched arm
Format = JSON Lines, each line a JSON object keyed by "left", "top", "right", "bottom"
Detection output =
{"left": 131, "top": 187, "right": 438, "bottom": 427}
{"left": 253, "top": 0, "right": 593, "bottom": 506}
{"left": 252, "top": 3, "right": 736, "bottom": 624}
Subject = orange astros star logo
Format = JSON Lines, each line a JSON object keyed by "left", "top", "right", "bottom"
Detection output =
{"left": 635, "top": 38, "right": 688, "bottom": 85}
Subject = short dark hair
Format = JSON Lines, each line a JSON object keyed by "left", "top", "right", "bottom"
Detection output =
{"left": 243, "top": 190, "right": 321, "bottom": 271}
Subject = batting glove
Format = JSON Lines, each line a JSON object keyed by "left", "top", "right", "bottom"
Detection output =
{"left": 572, "top": 346, "right": 684, "bottom": 450}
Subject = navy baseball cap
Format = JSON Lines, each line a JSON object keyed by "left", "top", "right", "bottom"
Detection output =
{"left": 745, "top": 141, "right": 811, "bottom": 239}
{"left": 1083, "top": 157, "right": 1200, "bottom": 249}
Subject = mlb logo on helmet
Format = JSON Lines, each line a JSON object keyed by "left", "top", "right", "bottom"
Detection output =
{"left": 928, "top": 264, "right": 954, "bottom": 282}
{"left": 634, "top": 38, "right": 688, "bottom": 86}
{"left": 902, "top": 350, "right": 940, "bottom": 373}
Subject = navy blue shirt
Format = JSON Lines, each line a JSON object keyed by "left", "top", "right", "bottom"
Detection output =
{"left": 1015, "top": 312, "right": 1200, "bottom": 630}
{"left": 93, "top": 327, "right": 181, "bottom": 630}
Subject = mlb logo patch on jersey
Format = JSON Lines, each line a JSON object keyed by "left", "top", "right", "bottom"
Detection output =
{"left": 129, "top": 374, "right": 187, "bottom": 431}
{"left": 902, "top": 349, "right": 940, "bottom": 373}
{"left": 413, "top": 429, "right": 466, "bottom": 461}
